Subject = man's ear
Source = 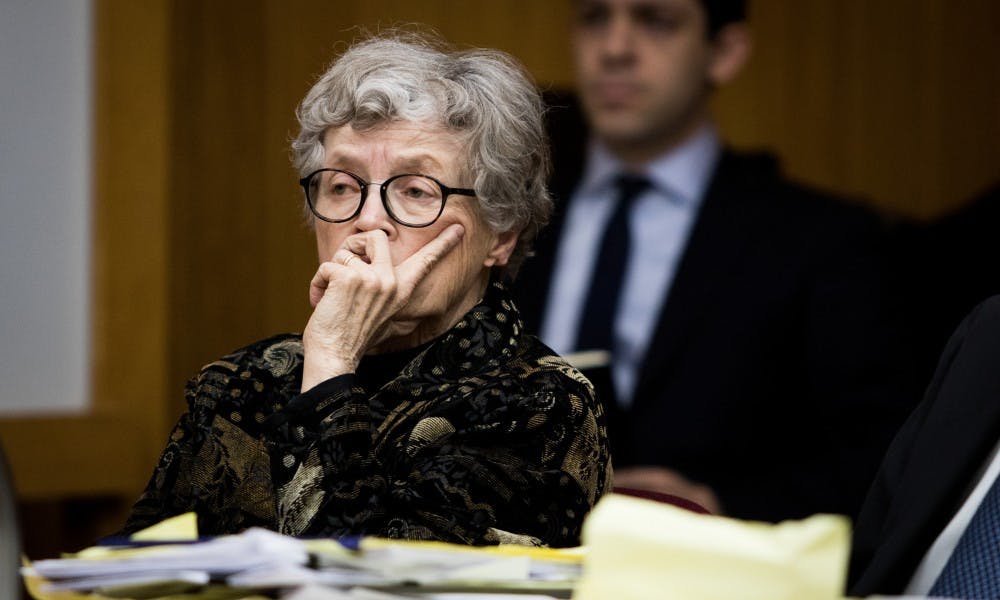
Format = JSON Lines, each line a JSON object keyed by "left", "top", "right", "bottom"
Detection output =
{"left": 708, "top": 23, "right": 752, "bottom": 86}
{"left": 483, "top": 229, "right": 520, "bottom": 267}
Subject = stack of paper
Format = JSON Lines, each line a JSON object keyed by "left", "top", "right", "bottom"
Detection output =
{"left": 231, "top": 537, "right": 581, "bottom": 595}
{"left": 22, "top": 514, "right": 582, "bottom": 599}
{"left": 26, "top": 527, "right": 308, "bottom": 596}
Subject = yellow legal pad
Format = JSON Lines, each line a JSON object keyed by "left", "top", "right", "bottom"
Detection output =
{"left": 575, "top": 493, "right": 851, "bottom": 600}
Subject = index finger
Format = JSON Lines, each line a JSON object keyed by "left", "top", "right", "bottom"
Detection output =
{"left": 396, "top": 223, "right": 465, "bottom": 289}
{"left": 342, "top": 230, "right": 393, "bottom": 270}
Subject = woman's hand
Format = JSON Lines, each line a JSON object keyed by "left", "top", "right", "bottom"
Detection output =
{"left": 300, "top": 224, "right": 465, "bottom": 392}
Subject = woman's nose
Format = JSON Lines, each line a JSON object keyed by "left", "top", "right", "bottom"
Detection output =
{"left": 353, "top": 185, "right": 395, "bottom": 235}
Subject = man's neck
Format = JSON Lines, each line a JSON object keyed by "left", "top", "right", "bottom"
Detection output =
{"left": 602, "top": 112, "right": 712, "bottom": 168}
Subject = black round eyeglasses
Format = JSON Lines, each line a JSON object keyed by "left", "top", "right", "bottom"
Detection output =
{"left": 299, "top": 168, "right": 477, "bottom": 228}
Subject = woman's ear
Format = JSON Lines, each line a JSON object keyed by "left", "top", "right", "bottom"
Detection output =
{"left": 708, "top": 23, "right": 752, "bottom": 86}
{"left": 483, "top": 230, "right": 520, "bottom": 267}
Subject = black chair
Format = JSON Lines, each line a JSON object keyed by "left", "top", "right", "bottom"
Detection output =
{"left": 0, "top": 441, "right": 23, "bottom": 599}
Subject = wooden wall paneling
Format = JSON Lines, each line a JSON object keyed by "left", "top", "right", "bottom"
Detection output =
{"left": 840, "top": 0, "right": 943, "bottom": 218}
{"left": 271, "top": 0, "right": 574, "bottom": 86}
{"left": 717, "top": 1, "right": 909, "bottom": 210}
{"left": 936, "top": 0, "right": 1000, "bottom": 212}
{"left": 715, "top": 0, "right": 1000, "bottom": 219}
{"left": 0, "top": 0, "right": 172, "bottom": 507}
{"left": 260, "top": 1, "right": 330, "bottom": 343}
{"left": 374, "top": 0, "right": 575, "bottom": 87}
{"left": 167, "top": 0, "right": 278, "bottom": 415}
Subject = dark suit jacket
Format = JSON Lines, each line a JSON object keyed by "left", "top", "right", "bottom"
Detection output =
{"left": 849, "top": 295, "right": 1000, "bottom": 596}
{"left": 514, "top": 94, "right": 914, "bottom": 522}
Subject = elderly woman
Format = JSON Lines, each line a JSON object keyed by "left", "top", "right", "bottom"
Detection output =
{"left": 120, "top": 33, "right": 611, "bottom": 547}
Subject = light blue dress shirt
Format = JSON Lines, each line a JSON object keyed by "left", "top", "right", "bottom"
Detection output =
{"left": 539, "top": 125, "right": 721, "bottom": 408}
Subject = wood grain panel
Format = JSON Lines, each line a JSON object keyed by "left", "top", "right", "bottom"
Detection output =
{"left": 167, "top": 0, "right": 277, "bottom": 415}
{"left": 716, "top": 0, "right": 1000, "bottom": 218}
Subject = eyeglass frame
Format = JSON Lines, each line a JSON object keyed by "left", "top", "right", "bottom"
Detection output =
{"left": 298, "top": 168, "right": 477, "bottom": 228}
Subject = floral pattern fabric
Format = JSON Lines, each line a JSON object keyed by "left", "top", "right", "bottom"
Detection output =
{"left": 121, "top": 281, "right": 612, "bottom": 547}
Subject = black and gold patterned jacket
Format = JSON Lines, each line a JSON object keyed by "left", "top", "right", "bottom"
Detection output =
{"left": 121, "top": 280, "right": 612, "bottom": 547}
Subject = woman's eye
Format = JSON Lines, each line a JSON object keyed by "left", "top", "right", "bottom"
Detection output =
{"left": 404, "top": 186, "right": 430, "bottom": 198}
{"left": 325, "top": 174, "right": 360, "bottom": 197}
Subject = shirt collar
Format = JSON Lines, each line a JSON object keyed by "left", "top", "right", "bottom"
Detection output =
{"left": 577, "top": 124, "right": 721, "bottom": 206}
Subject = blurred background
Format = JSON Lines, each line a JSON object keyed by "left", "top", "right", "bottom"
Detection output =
{"left": 0, "top": 0, "right": 997, "bottom": 559}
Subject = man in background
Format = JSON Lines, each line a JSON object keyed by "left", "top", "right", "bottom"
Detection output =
{"left": 515, "top": 0, "right": 913, "bottom": 521}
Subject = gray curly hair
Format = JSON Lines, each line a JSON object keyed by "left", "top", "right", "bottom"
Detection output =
{"left": 291, "top": 31, "right": 552, "bottom": 276}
